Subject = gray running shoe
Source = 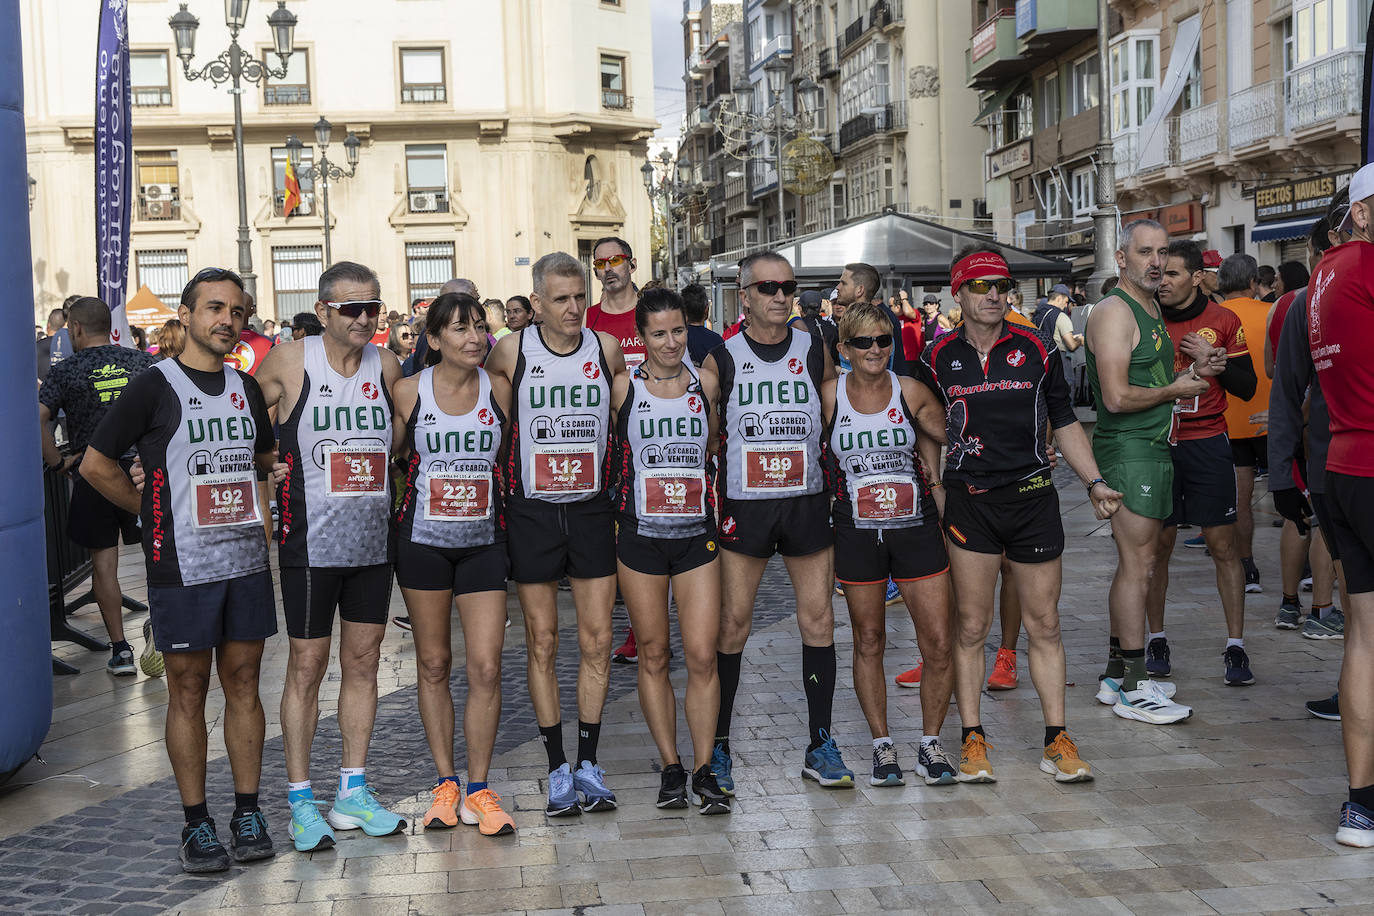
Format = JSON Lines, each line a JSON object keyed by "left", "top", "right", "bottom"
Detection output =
{"left": 1302, "top": 609, "right": 1345, "bottom": 640}
{"left": 1275, "top": 601, "right": 1303, "bottom": 629}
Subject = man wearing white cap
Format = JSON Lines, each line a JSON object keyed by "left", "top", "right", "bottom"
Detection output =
{"left": 1306, "top": 161, "right": 1374, "bottom": 848}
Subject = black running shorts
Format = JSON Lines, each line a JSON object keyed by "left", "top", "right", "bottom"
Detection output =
{"left": 1324, "top": 472, "right": 1374, "bottom": 593}
{"left": 943, "top": 478, "right": 1064, "bottom": 564}
{"left": 1165, "top": 434, "right": 1238, "bottom": 528}
{"left": 395, "top": 538, "right": 509, "bottom": 594}
{"left": 616, "top": 524, "right": 719, "bottom": 577}
{"left": 281, "top": 563, "right": 394, "bottom": 639}
{"left": 68, "top": 473, "right": 141, "bottom": 550}
{"left": 1231, "top": 435, "right": 1268, "bottom": 469}
{"left": 506, "top": 494, "right": 617, "bottom": 583}
{"left": 834, "top": 519, "right": 948, "bottom": 585}
{"left": 147, "top": 569, "right": 278, "bottom": 652}
{"left": 716, "top": 491, "right": 832, "bottom": 559}
{"left": 1311, "top": 491, "right": 1338, "bottom": 561}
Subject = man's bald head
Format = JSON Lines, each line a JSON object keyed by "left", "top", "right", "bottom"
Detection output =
{"left": 440, "top": 278, "right": 479, "bottom": 299}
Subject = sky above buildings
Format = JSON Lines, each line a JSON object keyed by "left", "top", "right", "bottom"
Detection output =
{"left": 652, "top": 1, "right": 684, "bottom": 141}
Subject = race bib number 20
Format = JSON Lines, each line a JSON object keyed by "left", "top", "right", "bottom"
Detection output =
{"left": 853, "top": 476, "right": 917, "bottom": 522}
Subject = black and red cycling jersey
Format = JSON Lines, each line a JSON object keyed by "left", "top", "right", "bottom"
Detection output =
{"left": 917, "top": 320, "right": 1076, "bottom": 493}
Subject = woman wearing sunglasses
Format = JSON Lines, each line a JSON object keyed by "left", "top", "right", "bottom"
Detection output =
{"left": 609, "top": 288, "right": 731, "bottom": 814}
{"left": 390, "top": 292, "right": 517, "bottom": 837}
{"left": 387, "top": 323, "right": 415, "bottom": 362}
{"left": 821, "top": 301, "right": 959, "bottom": 788}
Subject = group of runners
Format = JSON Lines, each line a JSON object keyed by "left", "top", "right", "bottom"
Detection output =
{"left": 55, "top": 173, "right": 1374, "bottom": 873}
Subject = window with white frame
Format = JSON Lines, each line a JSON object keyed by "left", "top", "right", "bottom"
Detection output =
{"left": 839, "top": 42, "right": 890, "bottom": 125}
{"left": 272, "top": 246, "right": 323, "bottom": 315}
{"left": 136, "top": 249, "right": 188, "bottom": 308}
{"left": 130, "top": 51, "right": 172, "bottom": 107}
{"left": 1289, "top": 0, "right": 1362, "bottom": 67}
{"left": 270, "top": 146, "right": 314, "bottom": 217}
{"left": 1038, "top": 174, "right": 1062, "bottom": 220}
{"left": 600, "top": 55, "right": 629, "bottom": 109}
{"left": 263, "top": 47, "right": 310, "bottom": 106}
{"left": 1070, "top": 167, "right": 1095, "bottom": 218}
{"left": 1109, "top": 34, "right": 1157, "bottom": 135}
{"left": 400, "top": 47, "right": 447, "bottom": 103}
{"left": 1181, "top": 37, "right": 1203, "bottom": 110}
{"left": 407, "top": 241, "right": 456, "bottom": 303}
{"left": 1069, "top": 53, "right": 1100, "bottom": 116}
{"left": 136, "top": 150, "right": 180, "bottom": 221}
{"left": 1038, "top": 71, "right": 1060, "bottom": 130}
{"left": 405, "top": 145, "right": 449, "bottom": 213}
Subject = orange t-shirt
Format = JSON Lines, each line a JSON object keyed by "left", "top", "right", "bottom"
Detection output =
{"left": 1005, "top": 310, "right": 1034, "bottom": 328}
{"left": 1221, "top": 297, "right": 1272, "bottom": 439}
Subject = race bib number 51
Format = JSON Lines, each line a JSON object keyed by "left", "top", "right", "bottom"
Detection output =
{"left": 639, "top": 470, "right": 706, "bottom": 518}
{"left": 853, "top": 476, "right": 917, "bottom": 522}
{"left": 743, "top": 443, "right": 807, "bottom": 493}
{"left": 533, "top": 445, "right": 599, "bottom": 495}
{"left": 425, "top": 471, "right": 492, "bottom": 521}
{"left": 191, "top": 473, "right": 261, "bottom": 529}
{"left": 325, "top": 446, "right": 388, "bottom": 496}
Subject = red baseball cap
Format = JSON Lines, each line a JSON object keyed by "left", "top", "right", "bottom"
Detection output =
{"left": 1201, "top": 250, "right": 1223, "bottom": 270}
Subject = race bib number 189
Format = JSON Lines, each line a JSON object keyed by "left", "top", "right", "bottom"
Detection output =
{"left": 324, "top": 446, "right": 388, "bottom": 497}
{"left": 742, "top": 443, "right": 807, "bottom": 493}
{"left": 191, "top": 473, "right": 261, "bottom": 529}
{"left": 532, "top": 445, "right": 599, "bottom": 494}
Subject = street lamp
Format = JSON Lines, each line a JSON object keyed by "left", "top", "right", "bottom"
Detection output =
{"left": 169, "top": 0, "right": 299, "bottom": 297}
{"left": 717, "top": 62, "right": 818, "bottom": 245}
{"left": 642, "top": 151, "right": 696, "bottom": 288}
{"left": 285, "top": 116, "right": 361, "bottom": 268}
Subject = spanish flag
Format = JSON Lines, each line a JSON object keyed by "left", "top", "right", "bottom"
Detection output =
{"left": 283, "top": 158, "right": 301, "bottom": 217}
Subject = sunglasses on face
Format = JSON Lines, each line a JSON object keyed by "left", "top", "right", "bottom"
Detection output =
{"left": 961, "top": 278, "right": 1014, "bottom": 295}
{"left": 325, "top": 299, "right": 383, "bottom": 319}
{"left": 747, "top": 280, "right": 798, "bottom": 297}
{"left": 593, "top": 254, "right": 629, "bottom": 269}
{"left": 399, "top": 332, "right": 413, "bottom": 340}
{"left": 845, "top": 333, "right": 894, "bottom": 350}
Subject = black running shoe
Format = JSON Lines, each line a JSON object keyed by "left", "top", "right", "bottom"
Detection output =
{"left": 1146, "top": 637, "right": 1171, "bottom": 677}
{"left": 1223, "top": 645, "right": 1255, "bottom": 686}
{"left": 656, "top": 763, "right": 688, "bottom": 809}
{"left": 1243, "top": 559, "right": 1263, "bottom": 594}
{"left": 1307, "top": 692, "right": 1340, "bottom": 720}
{"left": 692, "top": 764, "right": 731, "bottom": 815}
{"left": 179, "top": 819, "right": 231, "bottom": 874}
{"left": 228, "top": 808, "right": 275, "bottom": 863}
{"left": 391, "top": 616, "right": 412, "bottom": 631}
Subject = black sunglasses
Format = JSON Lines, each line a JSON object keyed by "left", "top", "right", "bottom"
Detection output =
{"left": 845, "top": 333, "right": 894, "bottom": 350}
{"left": 325, "top": 299, "right": 384, "bottom": 319}
{"left": 746, "top": 280, "right": 798, "bottom": 296}
{"left": 961, "top": 278, "right": 1014, "bottom": 295}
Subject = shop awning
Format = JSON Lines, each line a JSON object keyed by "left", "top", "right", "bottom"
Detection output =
{"left": 974, "top": 79, "right": 1028, "bottom": 124}
{"left": 1251, "top": 218, "right": 1316, "bottom": 243}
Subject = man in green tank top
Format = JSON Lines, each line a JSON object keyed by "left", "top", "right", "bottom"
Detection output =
{"left": 1085, "top": 219, "right": 1213, "bottom": 725}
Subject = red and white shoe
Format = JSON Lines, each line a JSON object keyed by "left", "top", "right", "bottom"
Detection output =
{"left": 895, "top": 662, "right": 922, "bottom": 688}
{"left": 987, "top": 647, "right": 1018, "bottom": 690}
{"left": 612, "top": 627, "right": 637, "bottom": 664}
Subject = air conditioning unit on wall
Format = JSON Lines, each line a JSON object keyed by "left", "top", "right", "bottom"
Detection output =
{"left": 409, "top": 192, "right": 439, "bottom": 212}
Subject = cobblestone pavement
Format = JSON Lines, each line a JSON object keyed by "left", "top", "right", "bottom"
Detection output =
{"left": 1, "top": 466, "right": 1368, "bottom": 914}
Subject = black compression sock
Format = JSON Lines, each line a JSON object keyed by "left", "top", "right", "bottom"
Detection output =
{"left": 1351, "top": 784, "right": 1374, "bottom": 810}
{"left": 233, "top": 792, "right": 259, "bottom": 815}
{"left": 961, "top": 725, "right": 986, "bottom": 743}
{"left": 1122, "top": 647, "right": 1147, "bottom": 691}
{"left": 715, "top": 651, "right": 743, "bottom": 745}
{"left": 576, "top": 720, "right": 601, "bottom": 766}
{"left": 802, "top": 643, "right": 837, "bottom": 750}
{"left": 183, "top": 801, "right": 210, "bottom": 825}
{"left": 539, "top": 722, "right": 567, "bottom": 772}
{"left": 1044, "top": 726, "right": 1066, "bottom": 747}
{"left": 1104, "top": 637, "right": 1124, "bottom": 680}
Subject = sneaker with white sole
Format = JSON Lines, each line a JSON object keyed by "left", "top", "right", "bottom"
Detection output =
{"left": 869, "top": 742, "right": 904, "bottom": 786}
{"left": 1303, "top": 608, "right": 1345, "bottom": 639}
{"left": 915, "top": 739, "right": 958, "bottom": 786}
{"left": 1096, "top": 675, "right": 1176, "bottom": 705}
{"left": 1336, "top": 801, "right": 1374, "bottom": 848}
{"left": 1112, "top": 679, "right": 1193, "bottom": 724}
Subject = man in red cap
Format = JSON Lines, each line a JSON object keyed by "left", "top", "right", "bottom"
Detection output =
{"left": 1200, "top": 249, "right": 1224, "bottom": 302}
{"left": 919, "top": 244, "right": 1121, "bottom": 785}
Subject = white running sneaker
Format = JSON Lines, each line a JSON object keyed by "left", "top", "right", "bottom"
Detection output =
{"left": 1112, "top": 679, "right": 1193, "bottom": 724}
{"left": 1095, "top": 676, "right": 1176, "bottom": 705}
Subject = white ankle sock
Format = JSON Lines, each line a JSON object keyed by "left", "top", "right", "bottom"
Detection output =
{"left": 1226, "top": 637, "right": 1244, "bottom": 649}
{"left": 873, "top": 737, "right": 892, "bottom": 750}
{"left": 1147, "top": 630, "right": 1166, "bottom": 643}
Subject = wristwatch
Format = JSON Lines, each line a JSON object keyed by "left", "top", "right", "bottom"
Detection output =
{"left": 1086, "top": 477, "right": 1106, "bottom": 495}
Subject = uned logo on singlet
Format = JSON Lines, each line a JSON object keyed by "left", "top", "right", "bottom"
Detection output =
{"left": 311, "top": 404, "right": 389, "bottom": 432}
{"left": 735, "top": 379, "right": 810, "bottom": 407}
{"left": 688, "top": 396, "right": 702, "bottom": 414}
{"left": 582, "top": 361, "right": 601, "bottom": 380}
{"left": 528, "top": 384, "right": 603, "bottom": 409}
{"left": 187, "top": 414, "right": 256, "bottom": 444}
{"left": 887, "top": 407, "right": 901, "bottom": 424}
{"left": 787, "top": 358, "right": 804, "bottom": 375}
{"left": 361, "top": 382, "right": 380, "bottom": 400}
{"left": 424, "top": 428, "right": 497, "bottom": 455}
{"left": 478, "top": 408, "right": 495, "bottom": 426}
{"left": 638, "top": 414, "right": 705, "bottom": 440}
{"left": 837, "top": 426, "right": 910, "bottom": 453}
{"left": 230, "top": 392, "right": 245, "bottom": 410}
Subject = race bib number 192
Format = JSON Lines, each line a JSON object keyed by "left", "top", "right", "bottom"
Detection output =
{"left": 191, "top": 473, "right": 261, "bottom": 528}
{"left": 324, "top": 446, "right": 388, "bottom": 496}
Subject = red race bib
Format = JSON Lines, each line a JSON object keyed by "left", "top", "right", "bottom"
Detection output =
{"left": 852, "top": 476, "right": 917, "bottom": 522}
{"left": 325, "top": 446, "right": 388, "bottom": 496}
{"left": 639, "top": 470, "right": 706, "bottom": 518}
{"left": 191, "top": 473, "right": 262, "bottom": 529}
{"left": 532, "top": 445, "right": 599, "bottom": 494}
{"left": 742, "top": 444, "right": 807, "bottom": 493}
{"left": 424, "top": 471, "right": 492, "bottom": 521}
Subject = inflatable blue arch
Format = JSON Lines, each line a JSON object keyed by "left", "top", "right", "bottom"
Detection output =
{"left": 0, "top": 0, "right": 55, "bottom": 782}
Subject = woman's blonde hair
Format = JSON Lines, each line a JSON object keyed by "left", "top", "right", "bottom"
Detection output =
{"left": 157, "top": 318, "right": 186, "bottom": 360}
{"left": 837, "top": 300, "right": 892, "bottom": 344}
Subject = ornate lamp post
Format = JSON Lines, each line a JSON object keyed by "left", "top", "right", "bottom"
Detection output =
{"left": 718, "top": 60, "right": 818, "bottom": 244}
{"left": 285, "top": 117, "right": 360, "bottom": 268}
{"left": 641, "top": 151, "right": 695, "bottom": 288}
{"left": 169, "top": 0, "right": 299, "bottom": 296}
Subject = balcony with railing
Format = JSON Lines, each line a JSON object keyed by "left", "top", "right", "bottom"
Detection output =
{"left": 602, "top": 89, "right": 632, "bottom": 110}
{"left": 687, "top": 48, "right": 705, "bottom": 75}
{"left": 265, "top": 84, "right": 311, "bottom": 106}
{"left": 1113, "top": 131, "right": 1138, "bottom": 173}
{"left": 838, "top": 101, "right": 906, "bottom": 150}
{"left": 840, "top": 15, "right": 865, "bottom": 52}
{"left": 758, "top": 33, "right": 793, "bottom": 64}
{"left": 966, "top": 11, "right": 1031, "bottom": 90}
{"left": 132, "top": 86, "right": 172, "bottom": 107}
{"left": 1178, "top": 102, "right": 1218, "bottom": 163}
{"left": 1286, "top": 50, "right": 1363, "bottom": 133}
{"left": 1227, "top": 80, "right": 1281, "bottom": 151}
{"left": 686, "top": 105, "right": 713, "bottom": 134}
{"left": 818, "top": 46, "right": 838, "bottom": 77}
{"left": 138, "top": 188, "right": 181, "bottom": 221}
{"left": 869, "top": 0, "right": 901, "bottom": 29}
